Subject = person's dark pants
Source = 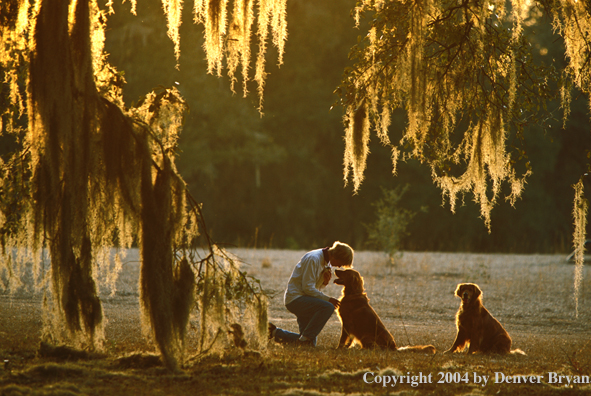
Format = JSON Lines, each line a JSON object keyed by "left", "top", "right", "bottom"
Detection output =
{"left": 273, "top": 295, "right": 335, "bottom": 346}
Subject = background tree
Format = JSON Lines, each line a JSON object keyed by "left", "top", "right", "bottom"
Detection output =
{"left": 0, "top": 0, "right": 283, "bottom": 370}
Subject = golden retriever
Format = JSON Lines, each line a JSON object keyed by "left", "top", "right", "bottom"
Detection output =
{"left": 445, "top": 283, "right": 524, "bottom": 354}
{"left": 334, "top": 269, "right": 436, "bottom": 353}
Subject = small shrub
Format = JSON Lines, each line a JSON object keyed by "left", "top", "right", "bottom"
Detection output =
{"left": 365, "top": 185, "right": 417, "bottom": 264}
{"left": 261, "top": 258, "right": 272, "bottom": 269}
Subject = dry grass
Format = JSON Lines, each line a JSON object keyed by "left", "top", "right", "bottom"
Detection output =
{"left": 1, "top": 249, "right": 591, "bottom": 395}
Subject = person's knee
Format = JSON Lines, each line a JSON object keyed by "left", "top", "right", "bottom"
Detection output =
{"left": 320, "top": 300, "right": 335, "bottom": 315}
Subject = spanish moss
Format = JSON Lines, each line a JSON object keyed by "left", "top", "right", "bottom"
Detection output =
{"left": 572, "top": 179, "right": 587, "bottom": 319}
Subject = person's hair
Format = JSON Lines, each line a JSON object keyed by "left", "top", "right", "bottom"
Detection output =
{"left": 329, "top": 241, "right": 354, "bottom": 267}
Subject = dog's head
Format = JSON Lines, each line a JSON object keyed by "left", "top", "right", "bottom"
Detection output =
{"left": 334, "top": 268, "right": 365, "bottom": 295}
{"left": 454, "top": 283, "right": 482, "bottom": 305}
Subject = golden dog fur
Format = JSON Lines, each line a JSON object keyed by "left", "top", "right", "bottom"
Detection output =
{"left": 445, "top": 283, "right": 524, "bottom": 354}
{"left": 334, "top": 269, "right": 436, "bottom": 353}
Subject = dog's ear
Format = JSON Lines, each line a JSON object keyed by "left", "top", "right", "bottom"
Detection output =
{"left": 454, "top": 283, "right": 464, "bottom": 297}
{"left": 471, "top": 284, "right": 482, "bottom": 300}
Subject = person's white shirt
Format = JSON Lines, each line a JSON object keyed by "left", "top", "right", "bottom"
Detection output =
{"left": 284, "top": 249, "right": 331, "bottom": 305}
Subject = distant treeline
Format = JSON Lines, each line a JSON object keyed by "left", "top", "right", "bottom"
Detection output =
{"left": 98, "top": 0, "right": 590, "bottom": 253}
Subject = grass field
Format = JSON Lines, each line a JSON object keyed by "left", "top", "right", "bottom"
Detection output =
{"left": 1, "top": 249, "right": 591, "bottom": 395}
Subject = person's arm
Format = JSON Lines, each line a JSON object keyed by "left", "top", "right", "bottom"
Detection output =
{"left": 322, "top": 268, "right": 332, "bottom": 286}
{"left": 300, "top": 257, "right": 331, "bottom": 301}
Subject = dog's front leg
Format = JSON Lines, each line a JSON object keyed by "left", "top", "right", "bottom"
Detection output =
{"left": 467, "top": 335, "right": 481, "bottom": 354}
{"left": 337, "top": 327, "right": 351, "bottom": 348}
{"left": 445, "top": 328, "right": 469, "bottom": 354}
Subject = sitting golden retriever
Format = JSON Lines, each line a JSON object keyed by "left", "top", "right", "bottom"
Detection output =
{"left": 333, "top": 269, "right": 436, "bottom": 353}
{"left": 445, "top": 283, "right": 524, "bottom": 354}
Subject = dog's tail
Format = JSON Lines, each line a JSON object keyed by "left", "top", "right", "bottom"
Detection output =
{"left": 397, "top": 345, "right": 437, "bottom": 354}
{"left": 510, "top": 348, "right": 526, "bottom": 355}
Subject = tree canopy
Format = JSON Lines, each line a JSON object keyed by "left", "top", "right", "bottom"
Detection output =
{"left": 339, "top": 0, "right": 587, "bottom": 225}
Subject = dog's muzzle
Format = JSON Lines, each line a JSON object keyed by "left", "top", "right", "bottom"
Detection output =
{"left": 462, "top": 292, "right": 470, "bottom": 302}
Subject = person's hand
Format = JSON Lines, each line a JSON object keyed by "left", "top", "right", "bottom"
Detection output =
{"left": 322, "top": 269, "right": 332, "bottom": 286}
{"left": 329, "top": 298, "right": 340, "bottom": 308}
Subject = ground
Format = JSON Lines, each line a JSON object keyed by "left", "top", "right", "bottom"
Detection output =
{"left": 1, "top": 249, "right": 590, "bottom": 395}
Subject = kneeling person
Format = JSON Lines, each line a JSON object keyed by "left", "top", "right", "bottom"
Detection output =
{"left": 269, "top": 241, "right": 354, "bottom": 347}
